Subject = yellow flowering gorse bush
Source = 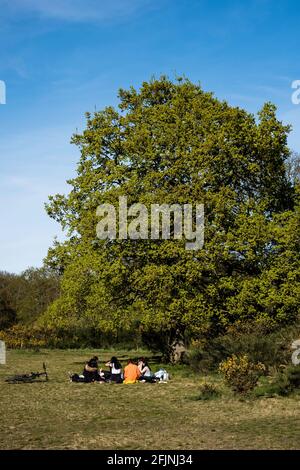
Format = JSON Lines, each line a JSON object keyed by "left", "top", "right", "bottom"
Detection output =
{"left": 219, "top": 354, "right": 266, "bottom": 394}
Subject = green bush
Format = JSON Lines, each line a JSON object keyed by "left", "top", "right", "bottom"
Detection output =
{"left": 0, "top": 325, "right": 143, "bottom": 350}
{"left": 285, "top": 365, "right": 300, "bottom": 389}
{"left": 186, "top": 321, "right": 300, "bottom": 372}
{"left": 185, "top": 339, "right": 227, "bottom": 372}
{"left": 219, "top": 354, "right": 266, "bottom": 395}
{"left": 195, "top": 382, "right": 221, "bottom": 401}
{"left": 254, "top": 365, "right": 300, "bottom": 397}
{"left": 0, "top": 325, "right": 48, "bottom": 349}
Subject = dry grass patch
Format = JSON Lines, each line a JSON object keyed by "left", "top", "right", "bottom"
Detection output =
{"left": 0, "top": 349, "right": 299, "bottom": 449}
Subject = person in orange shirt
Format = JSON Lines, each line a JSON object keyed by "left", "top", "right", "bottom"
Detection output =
{"left": 123, "top": 359, "right": 141, "bottom": 384}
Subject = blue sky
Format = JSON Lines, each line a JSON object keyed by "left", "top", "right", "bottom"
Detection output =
{"left": 0, "top": 0, "right": 300, "bottom": 273}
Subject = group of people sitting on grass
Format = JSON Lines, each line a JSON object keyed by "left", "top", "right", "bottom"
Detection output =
{"left": 70, "top": 356, "right": 169, "bottom": 384}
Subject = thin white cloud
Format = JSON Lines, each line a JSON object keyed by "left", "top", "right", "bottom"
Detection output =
{"left": 251, "top": 84, "right": 289, "bottom": 99}
{"left": 0, "top": 0, "right": 154, "bottom": 23}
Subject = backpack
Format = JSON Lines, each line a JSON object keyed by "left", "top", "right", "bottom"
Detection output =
{"left": 154, "top": 368, "right": 169, "bottom": 381}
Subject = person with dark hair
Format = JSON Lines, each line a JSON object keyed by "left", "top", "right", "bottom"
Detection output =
{"left": 123, "top": 359, "right": 141, "bottom": 384}
{"left": 83, "top": 356, "right": 104, "bottom": 383}
{"left": 69, "top": 355, "right": 104, "bottom": 383}
{"left": 137, "top": 357, "right": 145, "bottom": 374}
{"left": 138, "top": 358, "right": 156, "bottom": 382}
{"left": 105, "top": 356, "right": 123, "bottom": 383}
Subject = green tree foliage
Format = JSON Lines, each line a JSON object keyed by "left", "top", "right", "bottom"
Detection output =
{"left": 0, "top": 300, "right": 17, "bottom": 330}
{"left": 0, "top": 272, "right": 19, "bottom": 329}
{"left": 0, "top": 268, "right": 60, "bottom": 326}
{"left": 41, "top": 77, "right": 299, "bottom": 355}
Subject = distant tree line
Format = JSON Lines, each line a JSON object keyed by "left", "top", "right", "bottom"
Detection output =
{"left": 0, "top": 268, "right": 60, "bottom": 330}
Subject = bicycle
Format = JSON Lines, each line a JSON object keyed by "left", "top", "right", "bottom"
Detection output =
{"left": 5, "top": 362, "right": 49, "bottom": 384}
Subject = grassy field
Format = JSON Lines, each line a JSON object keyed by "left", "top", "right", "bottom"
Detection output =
{"left": 0, "top": 349, "right": 300, "bottom": 450}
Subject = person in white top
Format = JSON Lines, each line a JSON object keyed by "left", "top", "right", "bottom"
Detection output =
{"left": 105, "top": 356, "right": 123, "bottom": 383}
{"left": 138, "top": 358, "right": 155, "bottom": 382}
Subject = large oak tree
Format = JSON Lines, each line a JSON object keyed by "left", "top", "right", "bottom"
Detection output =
{"left": 41, "top": 77, "right": 299, "bottom": 356}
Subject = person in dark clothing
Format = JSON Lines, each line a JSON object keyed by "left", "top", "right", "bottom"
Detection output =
{"left": 69, "top": 356, "right": 103, "bottom": 383}
{"left": 83, "top": 356, "right": 104, "bottom": 383}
